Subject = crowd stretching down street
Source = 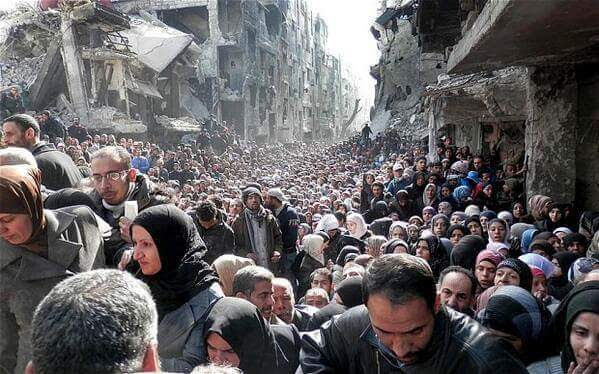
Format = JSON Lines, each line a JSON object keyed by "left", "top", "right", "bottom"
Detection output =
{"left": 0, "top": 0, "right": 598, "bottom": 372}
{"left": 0, "top": 110, "right": 598, "bottom": 374}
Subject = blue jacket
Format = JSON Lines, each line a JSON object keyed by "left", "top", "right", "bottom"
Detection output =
{"left": 158, "top": 282, "right": 224, "bottom": 372}
{"left": 132, "top": 156, "right": 150, "bottom": 174}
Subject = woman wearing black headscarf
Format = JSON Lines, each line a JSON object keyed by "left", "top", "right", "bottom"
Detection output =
{"left": 306, "top": 276, "right": 364, "bottom": 330}
{"left": 450, "top": 234, "right": 486, "bottom": 271}
{"left": 130, "top": 204, "right": 223, "bottom": 372}
{"left": 414, "top": 235, "right": 449, "bottom": 280}
{"left": 0, "top": 165, "right": 105, "bottom": 373}
{"left": 528, "top": 281, "right": 599, "bottom": 373}
{"left": 204, "top": 297, "right": 294, "bottom": 374}
{"left": 548, "top": 252, "right": 579, "bottom": 301}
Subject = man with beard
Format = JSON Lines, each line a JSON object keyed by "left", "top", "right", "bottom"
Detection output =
{"left": 88, "top": 146, "right": 167, "bottom": 266}
{"left": 265, "top": 188, "right": 300, "bottom": 281}
{"left": 272, "top": 277, "right": 317, "bottom": 331}
{"left": 232, "top": 186, "right": 283, "bottom": 274}
{"left": 300, "top": 254, "right": 528, "bottom": 373}
{"left": 2, "top": 114, "right": 81, "bottom": 190}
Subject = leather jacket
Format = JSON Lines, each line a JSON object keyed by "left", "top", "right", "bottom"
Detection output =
{"left": 299, "top": 305, "right": 528, "bottom": 374}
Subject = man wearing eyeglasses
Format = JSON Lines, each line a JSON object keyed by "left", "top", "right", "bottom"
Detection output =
{"left": 88, "top": 146, "right": 167, "bottom": 267}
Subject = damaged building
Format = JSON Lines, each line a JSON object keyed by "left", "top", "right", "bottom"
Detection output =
{"left": 0, "top": 0, "right": 361, "bottom": 143}
{"left": 371, "top": 0, "right": 599, "bottom": 211}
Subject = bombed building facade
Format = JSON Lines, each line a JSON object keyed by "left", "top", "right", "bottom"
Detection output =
{"left": 0, "top": 0, "right": 361, "bottom": 143}
{"left": 371, "top": 0, "right": 599, "bottom": 211}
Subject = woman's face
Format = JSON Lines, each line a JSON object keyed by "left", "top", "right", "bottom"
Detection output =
{"left": 0, "top": 213, "right": 33, "bottom": 245}
{"left": 569, "top": 312, "right": 599, "bottom": 367}
{"left": 531, "top": 275, "right": 548, "bottom": 300}
{"left": 549, "top": 208, "right": 562, "bottom": 223}
{"left": 450, "top": 214, "right": 462, "bottom": 225}
{"left": 552, "top": 258, "right": 563, "bottom": 277}
{"left": 441, "top": 186, "right": 451, "bottom": 198}
{"left": 483, "top": 185, "right": 493, "bottom": 197}
{"left": 415, "top": 240, "right": 431, "bottom": 262}
{"left": 426, "top": 186, "right": 436, "bottom": 199}
{"left": 416, "top": 176, "right": 425, "bottom": 187}
{"left": 433, "top": 220, "right": 448, "bottom": 237}
{"left": 467, "top": 222, "right": 483, "bottom": 236}
{"left": 494, "top": 267, "right": 520, "bottom": 287}
{"left": 408, "top": 227, "right": 419, "bottom": 238}
{"left": 391, "top": 227, "right": 406, "bottom": 240}
{"left": 132, "top": 225, "right": 162, "bottom": 275}
{"left": 488, "top": 222, "right": 507, "bottom": 243}
{"left": 450, "top": 229, "right": 464, "bottom": 246}
{"left": 423, "top": 210, "right": 433, "bottom": 222}
{"left": 475, "top": 261, "right": 497, "bottom": 289}
{"left": 347, "top": 221, "right": 358, "bottom": 235}
{"left": 366, "top": 175, "right": 374, "bottom": 184}
{"left": 479, "top": 216, "right": 490, "bottom": 232}
{"left": 513, "top": 203, "right": 525, "bottom": 218}
{"left": 206, "top": 332, "right": 241, "bottom": 367}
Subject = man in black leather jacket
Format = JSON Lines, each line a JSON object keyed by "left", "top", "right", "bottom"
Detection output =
{"left": 299, "top": 254, "right": 529, "bottom": 373}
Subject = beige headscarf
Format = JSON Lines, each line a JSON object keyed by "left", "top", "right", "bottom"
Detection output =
{"left": 212, "top": 255, "right": 255, "bottom": 296}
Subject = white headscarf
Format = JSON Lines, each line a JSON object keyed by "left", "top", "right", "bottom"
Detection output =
{"left": 302, "top": 234, "right": 325, "bottom": 265}
{"left": 346, "top": 213, "right": 368, "bottom": 239}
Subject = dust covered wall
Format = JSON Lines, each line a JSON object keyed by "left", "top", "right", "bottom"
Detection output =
{"left": 576, "top": 64, "right": 599, "bottom": 211}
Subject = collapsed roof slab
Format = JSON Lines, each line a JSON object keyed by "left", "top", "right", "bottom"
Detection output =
{"left": 447, "top": 0, "right": 599, "bottom": 74}
{"left": 116, "top": 16, "right": 193, "bottom": 73}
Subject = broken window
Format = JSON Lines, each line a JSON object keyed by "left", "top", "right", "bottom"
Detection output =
{"left": 161, "top": 7, "right": 210, "bottom": 44}
{"left": 265, "top": 6, "right": 281, "bottom": 38}
{"left": 218, "top": 0, "right": 242, "bottom": 36}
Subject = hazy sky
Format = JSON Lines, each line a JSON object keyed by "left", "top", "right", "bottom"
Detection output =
{"left": 1, "top": 0, "right": 379, "bottom": 106}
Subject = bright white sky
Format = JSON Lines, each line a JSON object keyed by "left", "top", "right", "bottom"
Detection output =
{"left": 1, "top": 0, "right": 379, "bottom": 109}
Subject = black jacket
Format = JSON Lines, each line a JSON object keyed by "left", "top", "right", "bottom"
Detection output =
{"left": 41, "top": 117, "right": 66, "bottom": 141}
{"left": 274, "top": 204, "right": 300, "bottom": 253}
{"left": 299, "top": 305, "right": 528, "bottom": 374}
{"left": 195, "top": 219, "right": 236, "bottom": 265}
{"left": 31, "top": 142, "right": 82, "bottom": 190}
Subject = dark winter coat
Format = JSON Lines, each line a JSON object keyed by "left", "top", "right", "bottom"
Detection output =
{"left": 0, "top": 207, "right": 105, "bottom": 374}
{"left": 196, "top": 220, "right": 236, "bottom": 265}
{"left": 31, "top": 141, "right": 82, "bottom": 190}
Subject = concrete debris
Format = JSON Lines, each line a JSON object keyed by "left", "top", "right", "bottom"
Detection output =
{"left": 0, "top": 55, "right": 46, "bottom": 90}
{"left": 155, "top": 115, "right": 202, "bottom": 133}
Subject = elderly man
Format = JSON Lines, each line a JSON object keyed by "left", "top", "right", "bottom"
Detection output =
{"left": 2, "top": 114, "right": 81, "bottom": 190}
{"left": 88, "top": 146, "right": 167, "bottom": 266}
{"left": 25, "top": 269, "right": 160, "bottom": 373}
{"left": 437, "top": 266, "right": 477, "bottom": 316}
{"left": 272, "top": 277, "right": 317, "bottom": 331}
{"left": 232, "top": 186, "right": 283, "bottom": 273}
{"left": 300, "top": 254, "right": 528, "bottom": 373}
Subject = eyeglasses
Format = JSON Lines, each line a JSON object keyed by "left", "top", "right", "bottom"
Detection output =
{"left": 91, "top": 170, "right": 128, "bottom": 184}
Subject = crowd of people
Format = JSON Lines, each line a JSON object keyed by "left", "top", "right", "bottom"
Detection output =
{"left": 0, "top": 111, "right": 598, "bottom": 374}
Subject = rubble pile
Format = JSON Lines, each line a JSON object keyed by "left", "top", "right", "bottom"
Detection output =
{"left": 0, "top": 55, "right": 46, "bottom": 89}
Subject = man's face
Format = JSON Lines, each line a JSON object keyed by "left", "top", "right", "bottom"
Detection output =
{"left": 91, "top": 158, "right": 131, "bottom": 205}
{"left": 367, "top": 294, "right": 436, "bottom": 365}
{"left": 473, "top": 158, "right": 483, "bottom": 170}
{"left": 311, "top": 274, "right": 332, "bottom": 294}
{"left": 247, "top": 280, "right": 275, "bottom": 320}
{"left": 372, "top": 185, "right": 383, "bottom": 197}
{"left": 439, "top": 272, "right": 474, "bottom": 313}
{"left": 272, "top": 284, "right": 294, "bottom": 324}
{"left": 246, "top": 194, "right": 261, "bottom": 211}
{"left": 568, "top": 242, "right": 586, "bottom": 255}
{"left": 416, "top": 160, "right": 426, "bottom": 171}
{"left": 2, "top": 121, "right": 30, "bottom": 147}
